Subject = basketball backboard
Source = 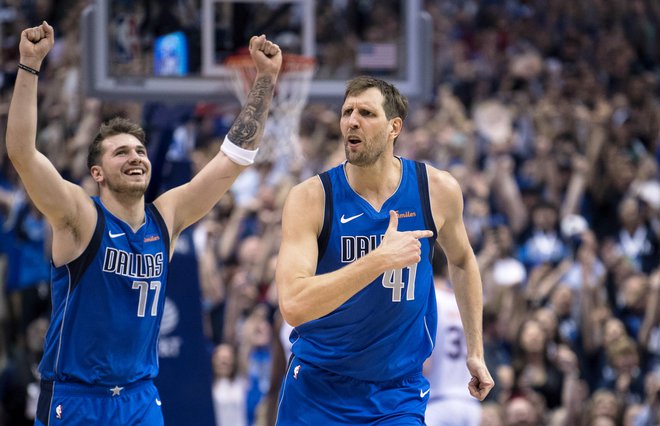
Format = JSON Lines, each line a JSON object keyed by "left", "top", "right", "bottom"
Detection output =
{"left": 82, "top": 0, "right": 433, "bottom": 103}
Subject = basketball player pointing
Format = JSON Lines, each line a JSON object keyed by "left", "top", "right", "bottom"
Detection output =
{"left": 6, "top": 22, "right": 281, "bottom": 425}
{"left": 275, "top": 76, "right": 493, "bottom": 425}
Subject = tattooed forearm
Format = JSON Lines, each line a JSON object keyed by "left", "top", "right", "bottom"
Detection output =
{"left": 227, "top": 76, "right": 275, "bottom": 149}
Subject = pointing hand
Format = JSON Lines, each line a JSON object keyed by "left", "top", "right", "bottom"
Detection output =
{"left": 376, "top": 211, "right": 434, "bottom": 271}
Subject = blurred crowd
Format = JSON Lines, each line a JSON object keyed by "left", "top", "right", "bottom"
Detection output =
{"left": 1, "top": 0, "right": 659, "bottom": 425}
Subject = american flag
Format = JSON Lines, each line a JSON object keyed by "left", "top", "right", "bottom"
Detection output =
{"left": 356, "top": 42, "right": 398, "bottom": 70}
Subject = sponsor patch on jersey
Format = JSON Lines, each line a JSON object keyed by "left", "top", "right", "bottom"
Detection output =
{"left": 396, "top": 210, "right": 417, "bottom": 219}
{"left": 144, "top": 235, "right": 161, "bottom": 243}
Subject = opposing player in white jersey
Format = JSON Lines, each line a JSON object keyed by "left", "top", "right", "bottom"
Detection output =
{"left": 424, "top": 275, "right": 482, "bottom": 426}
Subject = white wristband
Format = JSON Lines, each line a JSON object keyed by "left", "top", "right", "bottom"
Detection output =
{"left": 220, "top": 136, "right": 259, "bottom": 165}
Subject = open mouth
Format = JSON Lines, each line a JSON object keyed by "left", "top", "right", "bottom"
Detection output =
{"left": 347, "top": 136, "right": 362, "bottom": 146}
{"left": 125, "top": 168, "right": 145, "bottom": 176}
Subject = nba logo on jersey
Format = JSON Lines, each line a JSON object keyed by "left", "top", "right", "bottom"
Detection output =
{"left": 56, "top": 404, "right": 62, "bottom": 419}
{"left": 294, "top": 365, "right": 301, "bottom": 379}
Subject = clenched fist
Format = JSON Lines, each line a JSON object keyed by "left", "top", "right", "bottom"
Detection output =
{"left": 19, "top": 21, "right": 54, "bottom": 71}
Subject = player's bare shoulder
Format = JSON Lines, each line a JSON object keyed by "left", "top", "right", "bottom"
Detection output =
{"left": 425, "top": 165, "right": 465, "bottom": 228}
{"left": 286, "top": 175, "right": 324, "bottom": 207}
{"left": 282, "top": 176, "right": 325, "bottom": 235}
{"left": 426, "top": 166, "right": 463, "bottom": 205}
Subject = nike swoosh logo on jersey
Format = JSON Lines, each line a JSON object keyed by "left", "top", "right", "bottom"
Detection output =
{"left": 340, "top": 213, "right": 364, "bottom": 224}
{"left": 109, "top": 231, "right": 126, "bottom": 238}
{"left": 155, "top": 399, "right": 162, "bottom": 406}
{"left": 420, "top": 388, "right": 431, "bottom": 398}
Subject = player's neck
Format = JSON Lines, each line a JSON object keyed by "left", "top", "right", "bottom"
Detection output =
{"left": 100, "top": 192, "right": 146, "bottom": 231}
{"left": 345, "top": 156, "right": 401, "bottom": 210}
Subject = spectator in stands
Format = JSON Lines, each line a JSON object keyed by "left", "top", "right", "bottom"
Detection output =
{"left": 511, "top": 318, "right": 564, "bottom": 410}
{"left": 212, "top": 342, "right": 247, "bottom": 426}
{"left": 584, "top": 389, "right": 623, "bottom": 426}
{"left": 613, "top": 196, "right": 660, "bottom": 274}
{"left": 633, "top": 370, "right": 660, "bottom": 426}
{"left": 518, "top": 200, "right": 568, "bottom": 269}
{"left": 504, "top": 395, "right": 542, "bottom": 426}
{"left": 600, "top": 336, "right": 646, "bottom": 404}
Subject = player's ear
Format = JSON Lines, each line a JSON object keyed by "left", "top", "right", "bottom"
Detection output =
{"left": 389, "top": 117, "right": 403, "bottom": 140}
{"left": 90, "top": 165, "right": 103, "bottom": 183}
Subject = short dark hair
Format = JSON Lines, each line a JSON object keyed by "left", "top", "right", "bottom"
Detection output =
{"left": 531, "top": 199, "right": 558, "bottom": 213}
{"left": 87, "top": 117, "right": 146, "bottom": 170}
{"left": 344, "top": 76, "right": 409, "bottom": 122}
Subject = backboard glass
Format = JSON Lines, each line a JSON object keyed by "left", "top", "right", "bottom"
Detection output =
{"left": 82, "top": 0, "right": 432, "bottom": 103}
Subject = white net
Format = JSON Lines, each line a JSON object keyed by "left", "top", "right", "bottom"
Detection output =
{"left": 225, "top": 55, "right": 316, "bottom": 169}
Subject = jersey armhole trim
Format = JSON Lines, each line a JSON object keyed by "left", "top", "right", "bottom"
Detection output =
{"left": 68, "top": 201, "right": 105, "bottom": 291}
{"left": 146, "top": 203, "right": 171, "bottom": 258}
{"left": 317, "top": 172, "right": 333, "bottom": 261}
{"left": 415, "top": 161, "right": 438, "bottom": 261}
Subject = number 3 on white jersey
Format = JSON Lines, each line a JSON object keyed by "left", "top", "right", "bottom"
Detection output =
{"left": 382, "top": 263, "right": 418, "bottom": 302}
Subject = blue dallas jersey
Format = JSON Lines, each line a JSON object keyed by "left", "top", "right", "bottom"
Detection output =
{"left": 39, "top": 197, "right": 170, "bottom": 386}
{"left": 291, "top": 158, "right": 438, "bottom": 382}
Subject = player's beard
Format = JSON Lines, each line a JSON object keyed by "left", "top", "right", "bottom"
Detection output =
{"left": 105, "top": 174, "right": 149, "bottom": 198}
{"left": 345, "top": 127, "right": 389, "bottom": 167}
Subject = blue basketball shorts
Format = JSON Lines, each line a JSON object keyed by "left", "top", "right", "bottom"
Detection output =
{"left": 35, "top": 379, "right": 163, "bottom": 426}
{"left": 275, "top": 356, "right": 430, "bottom": 425}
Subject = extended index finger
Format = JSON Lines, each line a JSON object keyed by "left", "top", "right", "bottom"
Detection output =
{"left": 410, "top": 230, "right": 434, "bottom": 240}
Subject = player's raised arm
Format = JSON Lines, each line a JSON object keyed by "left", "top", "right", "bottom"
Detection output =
{"left": 154, "top": 35, "right": 282, "bottom": 242}
{"left": 5, "top": 22, "right": 96, "bottom": 257}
